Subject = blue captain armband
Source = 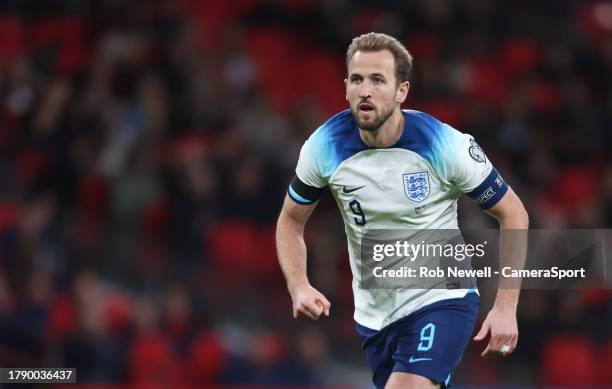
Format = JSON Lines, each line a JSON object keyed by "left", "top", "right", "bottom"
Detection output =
{"left": 466, "top": 168, "right": 508, "bottom": 209}
{"left": 288, "top": 176, "right": 325, "bottom": 205}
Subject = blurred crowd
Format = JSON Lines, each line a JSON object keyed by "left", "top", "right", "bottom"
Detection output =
{"left": 0, "top": 0, "right": 611, "bottom": 387}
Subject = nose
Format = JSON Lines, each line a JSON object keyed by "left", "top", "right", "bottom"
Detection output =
{"left": 359, "top": 80, "right": 372, "bottom": 98}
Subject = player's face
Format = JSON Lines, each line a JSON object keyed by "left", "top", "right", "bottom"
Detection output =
{"left": 345, "top": 49, "right": 408, "bottom": 132}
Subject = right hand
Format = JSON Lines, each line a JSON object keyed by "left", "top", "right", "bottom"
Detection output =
{"left": 289, "top": 284, "right": 331, "bottom": 320}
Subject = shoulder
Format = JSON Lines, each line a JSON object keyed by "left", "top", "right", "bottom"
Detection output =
{"left": 401, "top": 109, "right": 458, "bottom": 146}
{"left": 298, "top": 109, "right": 368, "bottom": 179}
{"left": 403, "top": 109, "right": 441, "bottom": 128}
{"left": 306, "top": 108, "right": 366, "bottom": 159}
{"left": 396, "top": 109, "right": 459, "bottom": 158}
{"left": 398, "top": 110, "right": 473, "bottom": 179}
{"left": 308, "top": 109, "right": 355, "bottom": 144}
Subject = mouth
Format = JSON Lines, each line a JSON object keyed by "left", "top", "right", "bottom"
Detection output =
{"left": 358, "top": 102, "right": 375, "bottom": 113}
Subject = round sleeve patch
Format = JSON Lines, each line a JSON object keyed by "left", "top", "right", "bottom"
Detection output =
{"left": 468, "top": 139, "right": 486, "bottom": 163}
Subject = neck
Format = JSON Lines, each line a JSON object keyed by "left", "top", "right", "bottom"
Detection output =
{"left": 359, "top": 108, "right": 404, "bottom": 148}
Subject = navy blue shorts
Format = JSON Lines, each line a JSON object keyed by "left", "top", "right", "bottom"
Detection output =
{"left": 356, "top": 292, "right": 479, "bottom": 388}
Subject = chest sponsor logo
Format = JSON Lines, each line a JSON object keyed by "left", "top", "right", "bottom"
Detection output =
{"left": 403, "top": 172, "right": 430, "bottom": 203}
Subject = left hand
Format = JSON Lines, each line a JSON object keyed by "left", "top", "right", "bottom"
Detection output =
{"left": 473, "top": 306, "right": 518, "bottom": 358}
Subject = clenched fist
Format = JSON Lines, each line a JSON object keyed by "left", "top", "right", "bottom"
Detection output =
{"left": 289, "top": 284, "right": 331, "bottom": 320}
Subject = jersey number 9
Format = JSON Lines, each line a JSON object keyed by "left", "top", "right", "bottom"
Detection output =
{"left": 349, "top": 199, "right": 366, "bottom": 226}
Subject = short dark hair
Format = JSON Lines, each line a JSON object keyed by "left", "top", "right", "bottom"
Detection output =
{"left": 346, "top": 32, "right": 413, "bottom": 84}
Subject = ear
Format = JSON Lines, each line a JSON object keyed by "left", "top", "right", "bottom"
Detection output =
{"left": 344, "top": 78, "right": 348, "bottom": 101}
{"left": 396, "top": 81, "right": 410, "bottom": 104}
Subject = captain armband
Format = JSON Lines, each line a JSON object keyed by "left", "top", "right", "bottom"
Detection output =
{"left": 287, "top": 176, "right": 325, "bottom": 205}
{"left": 466, "top": 168, "right": 508, "bottom": 209}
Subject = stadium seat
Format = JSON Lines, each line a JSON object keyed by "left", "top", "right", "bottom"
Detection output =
{"left": 128, "top": 332, "right": 182, "bottom": 386}
{"left": 0, "top": 17, "right": 25, "bottom": 61}
{"left": 186, "top": 0, "right": 260, "bottom": 50}
{"left": 77, "top": 175, "right": 109, "bottom": 222}
{"left": 600, "top": 339, "right": 612, "bottom": 385}
{"left": 497, "top": 38, "right": 541, "bottom": 78}
{"left": 0, "top": 201, "right": 17, "bottom": 236}
{"left": 406, "top": 32, "right": 441, "bottom": 61}
{"left": 186, "top": 330, "right": 227, "bottom": 383}
{"left": 540, "top": 335, "right": 598, "bottom": 386}
{"left": 466, "top": 57, "right": 508, "bottom": 108}
{"left": 245, "top": 27, "right": 297, "bottom": 113}
{"left": 548, "top": 167, "right": 599, "bottom": 217}
{"left": 104, "top": 293, "right": 132, "bottom": 340}
{"left": 299, "top": 50, "right": 346, "bottom": 116}
{"left": 48, "top": 295, "right": 78, "bottom": 339}
{"left": 206, "top": 219, "right": 277, "bottom": 277}
{"left": 530, "top": 80, "right": 560, "bottom": 114}
{"left": 419, "top": 100, "right": 464, "bottom": 127}
{"left": 140, "top": 199, "right": 169, "bottom": 239}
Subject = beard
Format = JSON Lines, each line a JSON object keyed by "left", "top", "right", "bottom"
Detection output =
{"left": 351, "top": 103, "right": 394, "bottom": 132}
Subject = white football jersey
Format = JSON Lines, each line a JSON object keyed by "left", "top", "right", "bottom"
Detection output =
{"left": 288, "top": 109, "right": 507, "bottom": 330}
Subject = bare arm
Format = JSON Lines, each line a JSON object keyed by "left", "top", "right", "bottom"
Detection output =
{"left": 485, "top": 186, "right": 529, "bottom": 309}
{"left": 276, "top": 194, "right": 330, "bottom": 320}
{"left": 473, "top": 186, "right": 529, "bottom": 357}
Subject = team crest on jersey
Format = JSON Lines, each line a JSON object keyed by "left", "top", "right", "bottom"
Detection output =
{"left": 403, "top": 172, "right": 430, "bottom": 203}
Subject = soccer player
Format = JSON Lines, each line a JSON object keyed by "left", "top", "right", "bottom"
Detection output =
{"left": 276, "top": 32, "right": 529, "bottom": 389}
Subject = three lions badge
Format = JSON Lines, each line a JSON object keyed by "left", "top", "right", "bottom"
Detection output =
{"left": 403, "top": 172, "right": 430, "bottom": 203}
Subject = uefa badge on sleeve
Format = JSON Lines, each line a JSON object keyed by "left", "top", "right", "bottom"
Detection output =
{"left": 403, "top": 172, "right": 430, "bottom": 203}
{"left": 468, "top": 139, "right": 486, "bottom": 163}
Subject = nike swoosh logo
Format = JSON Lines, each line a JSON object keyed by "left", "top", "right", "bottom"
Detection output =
{"left": 343, "top": 185, "right": 366, "bottom": 193}
{"left": 408, "top": 356, "right": 432, "bottom": 363}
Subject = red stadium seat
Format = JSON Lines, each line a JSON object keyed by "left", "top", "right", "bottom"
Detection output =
{"left": 77, "top": 175, "right": 109, "bottom": 222}
{"left": 186, "top": 0, "right": 261, "bottom": 51}
{"left": 28, "top": 18, "right": 91, "bottom": 76}
{"left": 548, "top": 167, "right": 599, "bottom": 217}
{"left": 47, "top": 295, "right": 78, "bottom": 338}
{"left": 0, "top": 17, "right": 25, "bottom": 62}
{"left": 418, "top": 100, "right": 464, "bottom": 127}
{"left": 531, "top": 80, "right": 561, "bottom": 114}
{"left": 15, "top": 149, "right": 48, "bottom": 182}
{"left": 300, "top": 50, "right": 346, "bottom": 116}
{"left": 497, "top": 38, "right": 541, "bottom": 78}
{"left": 0, "top": 202, "right": 17, "bottom": 236}
{"left": 128, "top": 332, "right": 183, "bottom": 386}
{"left": 57, "top": 40, "right": 91, "bottom": 76}
{"left": 245, "top": 27, "right": 297, "bottom": 113}
{"left": 29, "top": 18, "right": 64, "bottom": 50}
{"left": 541, "top": 335, "right": 598, "bottom": 386}
{"left": 351, "top": 8, "right": 383, "bottom": 33}
{"left": 140, "top": 199, "right": 169, "bottom": 239}
{"left": 600, "top": 340, "right": 612, "bottom": 385}
{"left": 105, "top": 293, "right": 133, "bottom": 339}
{"left": 406, "top": 33, "right": 441, "bottom": 61}
{"left": 186, "top": 330, "right": 227, "bottom": 383}
{"left": 206, "top": 219, "right": 277, "bottom": 277}
{"left": 582, "top": 289, "right": 611, "bottom": 310}
{"left": 465, "top": 57, "right": 508, "bottom": 108}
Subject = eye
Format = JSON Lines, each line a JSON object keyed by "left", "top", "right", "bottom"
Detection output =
{"left": 373, "top": 78, "right": 385, "bottom": 84}
{"left": 350, "top": 76, "right": 362, "bottom": 84}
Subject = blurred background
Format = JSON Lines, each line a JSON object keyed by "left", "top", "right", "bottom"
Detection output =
{"left": 0, "top": 0, "right": 611, "bottom": 388}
